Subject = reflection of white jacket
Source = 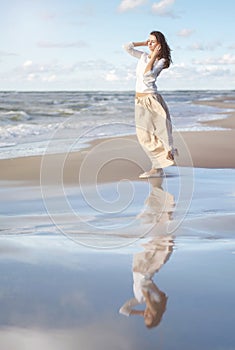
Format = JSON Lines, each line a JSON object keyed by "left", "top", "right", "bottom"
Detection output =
{"left": 119, "top": 235, "right": 173, "bottom": 316}
{"left": 119, "top": 274, "right": 161, "bottom": 316}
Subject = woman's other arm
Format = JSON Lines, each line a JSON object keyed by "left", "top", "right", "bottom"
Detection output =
{"left": 123, "top": 41, "right": 148, "bottom": 59}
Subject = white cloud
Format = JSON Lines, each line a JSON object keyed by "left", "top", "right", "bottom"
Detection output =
{"left": 105, "top": 70, "right": 119, "bottom": 81}
{"left": 188, "top": 41, "right": 221, "bottom": 51}
{"left": 162, "top": 63, "right": 189, "bottom": 79}
{"left": 77, "top": 60, "right": 114, "bottom": 71}
{"left": 27, "top": 73, "right": 36, "bottom": 81}
{"left": 42, "top": 74, "right": 57, "bottom": 82}
{"left": 23, "top": 60, "right": 33, "bottom": 68}
{"left": 12, "top": 61, "right": 62, "bottom": 83}
{"left": 37, "top": 41, "right": 87, "bottom": 48}
{"left": 177, "top": 29, "right": 194, "bottom": 37}
{"left": 7, "top": 59, "right": 120, "bottom": 87}
{"left": 197, "top": 65, "right": 230, "bottom": 77}
{"left": 26, "top": 71, "right": 57, "bottom": 83}
{"left": 18, "top": 59, "right": 116, "bottom": 79}
{"left": 3, "top": 57, "right": 235, "bottom": 90}
{"left": 118, "top": 0, "right": 147, "bottom": 12}
{"left": 162, "top": 62, "right": 232, "bottom": 82}
{"left": 193, "top": 54, "right": 235, "bottom": 65}
{"left": 151, "top": 0, "right": 176, "bottom": 17}
{"left": 221, "top": 54, "right": 235, "bottom": 64}
{"left": 0, "top": 50, "right": 18, "bottom": 57}
{"left": 188, "top": 43, "right": 205, "bottom": 51}
{"left": 125, "top": 70, "right": 136, "bottom": 81}
{"left": 104, "top": 65, "right": 137, "bottom": 83}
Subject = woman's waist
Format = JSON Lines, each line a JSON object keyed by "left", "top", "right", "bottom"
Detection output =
{"left": 135, "top": 91, "right": 159, "bottom": 98}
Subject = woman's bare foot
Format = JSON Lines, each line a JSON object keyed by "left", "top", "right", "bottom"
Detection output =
{"left": 167, "top": 151, "right": 174, "bottom": 161}
{"left": 139, "top": 168, "right": 163, "bottom": 179}
{"left": 167, "top": 148, "right": 179, "bottom": 161}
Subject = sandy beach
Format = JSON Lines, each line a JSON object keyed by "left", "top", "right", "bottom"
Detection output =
{"left": 1, "top": 116, "right": 235, "bottom": 185}
{"left": 0, "top": 94, "right": 235, "bottom": 350}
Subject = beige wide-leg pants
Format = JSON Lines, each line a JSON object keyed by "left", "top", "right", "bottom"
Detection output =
{"left": 135, "top": 93, "right": 175, "bottom": 169}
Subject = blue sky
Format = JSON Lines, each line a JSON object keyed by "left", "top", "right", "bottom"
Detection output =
{"left": 0, "top": 0, "right": 234, "bottom": 91}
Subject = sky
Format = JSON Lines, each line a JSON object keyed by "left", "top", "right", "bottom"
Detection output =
{"left": 0, "top": 0, "right": 234, "bottom": 91}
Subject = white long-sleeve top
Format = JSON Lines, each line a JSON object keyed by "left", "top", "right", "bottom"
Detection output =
{"left": 119, "top": 273, "right": 161, "bottom": 316}
{"left": 119, "top": 235, "right": 173, "bottom": 316}
{"left": 123, "top": 42, "right": 166, "bottom": 93}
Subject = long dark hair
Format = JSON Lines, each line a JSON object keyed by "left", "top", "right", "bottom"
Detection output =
{"left": 150, "top": 31, "right": 172, "bottom": 68}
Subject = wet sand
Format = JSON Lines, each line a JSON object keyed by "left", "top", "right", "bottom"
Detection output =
{"left": 0, "top": 94, "right": 235, "bottom": 349}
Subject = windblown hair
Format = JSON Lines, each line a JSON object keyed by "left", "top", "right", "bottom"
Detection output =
{"left": 150, "top": 31, "right": 172, "bottom": 68}
{"left": 145, "top": 291, "right": 167, "bottom": 329}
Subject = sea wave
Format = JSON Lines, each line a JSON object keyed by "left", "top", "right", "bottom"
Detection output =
{"left": 0, "top": 110, "right": 32, "bottom": 122}
{"left": 0, "top": 90, "right": 233, "bottom": 159}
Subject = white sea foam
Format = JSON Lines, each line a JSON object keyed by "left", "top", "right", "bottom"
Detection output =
{"left": 0, "top": 90, "right": 233, "bottom": 159}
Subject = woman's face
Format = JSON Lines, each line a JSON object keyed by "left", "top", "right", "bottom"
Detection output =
{"left": 144, "top": 309, "right": 154, "bottom": 326}
{"left": 147, "top": 34, "right": 159, "bottom": 52}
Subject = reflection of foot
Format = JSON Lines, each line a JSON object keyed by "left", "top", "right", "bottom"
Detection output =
{"left": 139, "top": 168, "right": 164, "bottom": 179}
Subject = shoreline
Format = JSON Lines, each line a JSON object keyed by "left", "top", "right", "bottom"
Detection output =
{"left": 0, "top": 127, "right": 235, "bottom": 185}
{"left": 0, "top": 95, "right": 235, "bottom": 184}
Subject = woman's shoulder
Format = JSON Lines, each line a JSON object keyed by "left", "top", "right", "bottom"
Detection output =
{"left": 156, "top": 57, "right": 166, "bottom": 64}
{"left": 154, "top": 57, "right": 166, "bottom": 68}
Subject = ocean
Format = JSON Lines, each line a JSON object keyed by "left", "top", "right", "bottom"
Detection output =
{"left": 0, "top": 90, "right": 233, "bottom": 159}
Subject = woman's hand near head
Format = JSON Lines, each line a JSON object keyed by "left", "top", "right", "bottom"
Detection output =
{"left": 147, "top": 44, "right": 161, "bottom": 62}
{"left": 153, "top": 44, "right": 161, "bottom": 54}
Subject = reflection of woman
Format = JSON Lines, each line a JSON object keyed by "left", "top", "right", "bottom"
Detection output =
{"left": 138, "top": 177, "right": 175, "bottom": 225}
{"left": 119, "top": 235, "right": 173, "bottom": 328}
{"left": 119, "top": 178, "right": 175, "bottom": 328}
{"left": 123, "top": 31, "right": 176, "bottom": 178}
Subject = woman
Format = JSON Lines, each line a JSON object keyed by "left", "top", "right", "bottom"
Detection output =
{"left": 123, "top": 31, "right": 176, "bottom": 178}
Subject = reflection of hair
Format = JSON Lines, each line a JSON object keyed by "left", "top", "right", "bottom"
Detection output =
{"left": 145, "top": 290, "right": 168, "bottom": 329}
{"left": 150, "top": 30, "right": 172, "bottom": 68}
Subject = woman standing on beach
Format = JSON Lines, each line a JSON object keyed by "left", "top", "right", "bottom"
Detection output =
{"left": 124, "top": 31, "right": 176, "bottom": 178}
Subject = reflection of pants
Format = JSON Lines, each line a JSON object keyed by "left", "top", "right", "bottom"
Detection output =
{"left": 135, "top": 94, "right": 174, "bottom": 169}
{"left": 133, "top": 235, "right": 174, "bottom": 277}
